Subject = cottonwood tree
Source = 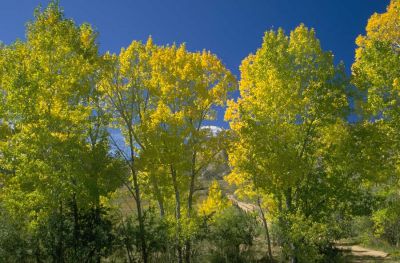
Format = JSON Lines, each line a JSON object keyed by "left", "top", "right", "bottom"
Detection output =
{"left": 0, "top": 3, "right": 122, "bottom": 261}
{"left": 145, "top": 43, "right": 236, "bottom": 263}
{"left": 101, "top": 39, "right": 235, "bottom": 262}
{"left": 225, "top": 24, "right": 350, "bottom": 262}
{"left": 352, "top": 0, "right": 400, "bottom": 246}
{"left": 99, "top": 39, "right": 156, "bottom": 263}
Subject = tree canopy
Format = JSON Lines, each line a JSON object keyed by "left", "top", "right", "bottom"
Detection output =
{"left": 0, "top": 1, "right": 399, "bottom": 262}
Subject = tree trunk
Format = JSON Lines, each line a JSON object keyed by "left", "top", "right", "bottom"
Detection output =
{"left": 185, "top": 151, "right": 197, "bottom": 263}
{"left": 187, "top": 152, "right": 196, "bottom": 215}
{"left": 150, "top": 174, "right": 165, "bottom": 217}
{"left": 257, "top": 197, "right": 273, "bottom": 262}
{"left": 94, "top": 207, "right": 101, "bottom": 263}
{"left": 170, "top": 165, "right": 183, "bottom": 263}
{"left": 72, "top": 193, "right": 79, "bottom": 261}
{"left": 128, "top": 131, "right": 148, "bottom": 263}
{"left": 184, "top": 241, "right": 191, "bottom": 263}
{"left": 285, "top": 188, "right": 297, "bottom": 263}
{"left": 55, "top": 201, "right": 64, "bottom": 263}
{"left": 285, "top": 188, "right": 292, "bottom": 212}
{"left": 132, "top": 168, "right": 148, "bottom": 263}
{"left": 125, "top": 242, "right": 134, "bottom": 263}
{"left": 35, "top": 235, "right": 43, "bottom": 263}
{"left": 158, "top": 197, "right": 165, "bottom": 217}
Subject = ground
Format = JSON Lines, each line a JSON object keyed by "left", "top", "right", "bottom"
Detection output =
{"left": 336, "top": 242, "right": 398, "bottom": 263}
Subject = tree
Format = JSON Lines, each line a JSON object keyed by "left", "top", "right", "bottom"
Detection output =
{"left": 144, "top": 43, "right": 236, "bottom": 263}
{"left": 0, "top": 2, "right": 122, "bottom": 261}
{"left": 352, "top": 0, "right": 400, "bottom": 246}
{"left": 100, "top": 38, "right": 156, "bottom": 263}
{"left": 353, "top": 0, "right": 400, "bottom": 121}
{"left": 199, "top": 180, "right": 230, "bottom": 216}
{"left": 101, "top": 39, "right": 235, "bottom": 262}
{"left": 225, "top": 24, "right": 350, "bottom": 262}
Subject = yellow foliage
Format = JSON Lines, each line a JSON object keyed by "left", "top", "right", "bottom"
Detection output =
{"left": 225, "top": 24, "right": 348, "bottom": 199}
{"left": 199, "top": 180, "right": 230, "bottom": 216}
{"left": 352, "top": 0, "right": 400, "bottom": 117}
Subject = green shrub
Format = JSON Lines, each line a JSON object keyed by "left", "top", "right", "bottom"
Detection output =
{"left": 207, "top": 206, "right": 257, "bottom": 263}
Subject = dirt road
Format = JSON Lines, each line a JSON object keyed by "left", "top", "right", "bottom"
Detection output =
{"left": 336, "top": 243, "right": 395, "bottom": 262}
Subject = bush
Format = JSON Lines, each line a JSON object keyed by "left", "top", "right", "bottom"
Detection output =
{"left": 0, "top": 208, "right": 30, "bottom": 262}
{"left": 207, "top": 206, "right": 257, "bottom": 263}
{"left": 272, "top": 212, "right": 342, "bottom": 263}
{"left": 111, "top": 208, "right": 174, "bottom": 262}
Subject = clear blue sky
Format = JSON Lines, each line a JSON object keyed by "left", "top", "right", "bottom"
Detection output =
{"left": 0, "top": 0, "right": 389, "bottom": 127}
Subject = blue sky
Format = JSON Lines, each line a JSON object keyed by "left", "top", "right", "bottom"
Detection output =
{"left": 0, "top": 0, "right": 389, "bottom": 128}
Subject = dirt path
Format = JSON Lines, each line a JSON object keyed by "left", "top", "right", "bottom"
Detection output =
{"left": 226, "top": 195, "right": 397, "bottom": 262}
{"left": 336, "top": 243, "right": 393, "bottom": 262}
{"left": 227, "top": 194, "right": 258, "bottom": 213}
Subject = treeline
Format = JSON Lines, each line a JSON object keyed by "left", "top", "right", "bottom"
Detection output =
{"left": 0, "top": 1, "right": 399, "bottom": 263}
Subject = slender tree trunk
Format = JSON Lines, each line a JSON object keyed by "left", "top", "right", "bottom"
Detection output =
{"left": 285, "top": 188, "right": 292, "bottom": 212}
{"left": 150, "top": 174, "right": 165, "bottom": 217}
{"left": 72, "top": 193, "right": 79, "bottom": 261}
{"left": 57, "top": 201, "right": 64, "bottom": 263}
{"left": 94, "top": 207, "right": 101, "bottom": 263}
{"left": 126, "top": 242, "right": 134, "bottom": 263}
{"left": 257, "top": 197, "right": 273, "bottom": 262}
{"left": 128, "top": 131, "right": 148, "bottom": 263}
{"left": 33, "top": 227, "right": 43, "bottom": 263}
{"left": 285, "top": 188, "right": 297, "bottom": 263}
{"left": 132, "top": 167, "right": 148, "bottom": 263}
{"left": 121, "top": 218, "right": 134, "bottom": 263}
{"left": 277, "top": 195, "right": 284, "bottom": 247}
{"left": 158, "top": 197, "right": 165, "bottom": 217}
{"left": 187, "top": 152, "right": 196, "bottom": 214}
{"left": 170, "top": 165, "right": 183, "bottom": 263}
{"left": 185, "top": 151, "right": 197, "bottom": 263}
{"left": 184, "top": 241, "right": 191, "bottom": 263}
{"left": 35, "top": 237, "right": 43, "bottom": 263}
